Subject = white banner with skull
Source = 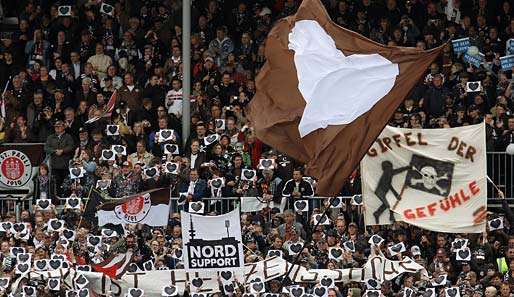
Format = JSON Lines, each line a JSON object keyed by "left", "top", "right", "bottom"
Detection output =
{"left": 361, "top": 123, "right": 487, "bottom": 233}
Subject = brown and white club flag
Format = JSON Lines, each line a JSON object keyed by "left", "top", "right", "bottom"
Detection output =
{"left": 247, "top": 0, "right": 445, "bottom": 196}
{"left": 97, "top": 188, "right": 170, "bottom": 226}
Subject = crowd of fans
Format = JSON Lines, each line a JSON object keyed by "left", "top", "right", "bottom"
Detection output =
{"left": 0, "top": 0, "right": 513, "bottom": 296}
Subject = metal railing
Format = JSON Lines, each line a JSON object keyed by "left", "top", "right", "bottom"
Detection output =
{"left": 0, "top": 151, "right": 512, "bottom": 217}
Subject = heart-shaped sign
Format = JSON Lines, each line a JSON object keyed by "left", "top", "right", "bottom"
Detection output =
{"left": 102, "top": 150, "right": 115, "bottom": 160}
{"left": 58, "top": 6, "right": 70, "bottom": 15}
{"left": 16, "top": 263, "right": 29, "bottom": 274}
{"left": 17, "top": 253, "right": 30, "bottom": 263}
{"left": 102, "top": 229, "right": 116, "bottom": 237}
{"left": 101, "top": 3, "right": 114, "bottom": 15}
{"left": 13, "top": 223, "right": 26, "bottom": 233}
{"left": 1, "top": 222, "right": 12, "bottom": 231}
{"left": 423, "top": 288, "right": 435, "bottom": 297}
{"left": 49, "top": 219, "right": 63, "bottom": 231}
{"left": 389, "top": 242, "right": 405, "bottom": 254}
{"left": 204, "top": 134, "right": 219, "bottom": 145}
{"left": 191, "top": 278, "right": 203, "bottom": 288}
{"left": 78, "top": 288, "right": 89, "bottom": 297}
{"left": 66, "top": 291, "right": 78, "bottom": 297}
{"left": 48, "top": 278, "right": 60, "bottom": 290}
{"left": 164, "top": 144, "right": 179, "bottom": 155}
{"left": 446, "top": 287, "right": 459, "bottom": 297}
{"left": 452, "top": 239, "right": 467, "bottom": 250}
{"left": 77, "top": 265, "right": 91, "bottom": 272}
{"left": 329, "top": 248, "right": 343, "bottom": 259}
{"left": 267, "top": 250, "right": 282, "bottom": 258}
{"left": 251, "top": 282, "right": 264, "bottom": 293}
{"left": 456, "top": 248, "right": 471, "bottom": 261}
{"left": 10, "top": 247, "right": 25, "bottom": 256}
{"left": 49, "top": 259, "right": 62, "bottom": 270}
{"left": 404, "top": 288, "right": 414, "bottom": 297}
{"left": 215, "top": 119, "right": 225, "bottom": 129}
{"left": 37, "top": 199, "right": 51, "bottom": 209}
{"left": 145, "top": 167, "right": 158, "bottom": 178}
{"left": 143, "top": 260, "right": 154, "bottom": 271}
{"left": 173, "top": 248, "right": 183, "bottom": 259}
{"left": 52, "top": 254, "right": 66, "bottom": 261}
{"left": 0, "top": 278, "right": 9, "bottom": 288}
{"left": 160, "top": 129, "right": 173, "bottom": 141}
{"left": 128, "top": 288, "right": 144, "bottom": 297}
{"left": 87, "top": 236, "right": 101, "bottom": 246}
{"left": 67, "top": 197, "right": 81, "bottom": 209}
{"left": 320, "top": 277, "right": 333, "bottom": 287}
{"left": 223, "top": 284, "right": 234, "bottom": 293}
{"left": 163, "top": 285, "right": 177, "bottom": 296}
{"left": 190, "top": 202, "right": 204, "bottom": 213}
{"left": 289, "top": 243, "right": 303, "bottom": 254}
{"left": 23, "top": 286, "right": 35, "bottom": 296}
{"left": 343, "top": 241, "right": 355, "bottom": 252}
{"left": 366, "top": 291, "right": 380, "bottom": 297}
{"left": 220, "top": 271, "right": 232, "bottom": 281}
{"left": 369, "top": 235, "right": 384, "bottom": 246}
{"left": 106, "top": 125, "right": 119, "bottom": 135}
{"left": 295, "top": 200, "right": 308, "bottom": 212}
{"left": 260, "top": 159, "right": 273, "bottom": 168}
{"left": 211, "top": 178, "right": 223, "bottom": 188}
{"left": 431, "top": 274, "right": 447, "bottom": 286}
{"left": 75, "top": 274, "right": 89, "bottom": 288}
{"left": 112, "top": 145, "right": 126, "bottom": 155}
{"left": 242, "top": 169, "right": 256, "bottom": 180}
{"left": 291, "top": 287, "right": 304, "bottom": 297}
{"left": 63, "top": 229, "right": 76, "bottom": 240}
{"left": 351, "top": 194, "right": 363, "bottom": 205}
{"left": 366, "top": 279, "right": 379, "bottom": 289}
{"left": 165, "top": 162, "right": 179, "bottom": 174}
{"left": 330, "top": 197, "right": 342, "bottom": 208}
{"left": 71, "top": 168, "right": 82, "bottom": 177}
{"left": 467, "top": 81, "right": 480, "bottom": 91}
{"left": 313, "top": 214, "right": 329, "bottom": 225}
{"left": 35, "top": 259, "right": 47, "bottom": 271}
{"left": 127, "top": 263, "right": 138, "bottom": 273}
{"left": 314, "top": 287, "right": 326, "bottom": 297}
{"left": 489, "top": 217, "right": 503, "bottom": 230}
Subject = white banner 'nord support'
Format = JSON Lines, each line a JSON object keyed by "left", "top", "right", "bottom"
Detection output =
{"left": 361, "top": 123, "right": 487, "bottom": 233}
{"left": 181, "top": 208, "right": 245, "bottom": 271}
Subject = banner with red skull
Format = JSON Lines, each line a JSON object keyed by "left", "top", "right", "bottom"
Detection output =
{"left": 361, "top": 123, "right": 487, "bottom": 233}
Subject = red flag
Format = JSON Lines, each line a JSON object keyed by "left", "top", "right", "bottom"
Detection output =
{"left": 247, "top": 0, "right": 445, "bottom": 196}
{"left": 85, "top": 90, "right": 117, "bottom": 124}
{"left": 105, "top": 90, "right": 117, "bottom": 114}
{"left": 92, "top": 251, "right": 133, "bottom": 278}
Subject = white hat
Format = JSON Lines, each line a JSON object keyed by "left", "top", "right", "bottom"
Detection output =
{"left": 411, "top": 245, "right": 421, "bottom": 256}
{"left": 259, "top": 7, "right": 271, "bottom": 16}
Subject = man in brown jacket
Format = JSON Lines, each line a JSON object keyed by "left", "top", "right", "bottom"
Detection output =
{"left": 117, "top": 73, "right": 142, "bottom": 110}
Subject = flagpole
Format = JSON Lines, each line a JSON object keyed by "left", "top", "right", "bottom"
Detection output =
{"left": 278, "top": 196, "right": 338, "bottom": 290}
{"left": 181, "top": 0, "right": 191, "bottom": 147}
{"left": 0, "top": 77, "right": 10, "bottom": 118}
{"left": 77, "top": 185, "right": 95, "bottom": 229}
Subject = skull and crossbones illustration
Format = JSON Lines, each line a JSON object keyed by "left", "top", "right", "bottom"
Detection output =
{"left": 410, "top": 165, "right": 449, "bottom": 195}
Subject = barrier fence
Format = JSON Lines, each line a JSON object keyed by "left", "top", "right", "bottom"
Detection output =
{"left": 0, "top": 144, "right": 512, "bottom": 220}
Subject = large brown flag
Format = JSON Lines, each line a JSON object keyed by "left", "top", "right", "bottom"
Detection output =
{"left": 247, "top": 0, "right": 445, "bottom": 196}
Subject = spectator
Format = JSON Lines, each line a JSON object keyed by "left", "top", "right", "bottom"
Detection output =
{"left": 43, "top": 120, "right": 75, "bottom": 195}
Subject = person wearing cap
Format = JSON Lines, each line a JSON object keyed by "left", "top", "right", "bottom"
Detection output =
{"left": 44, "top": 119, "right": 75, "bottom": 195}
{"left": 411, "top": 245, "right": 426, "bottom": 267}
